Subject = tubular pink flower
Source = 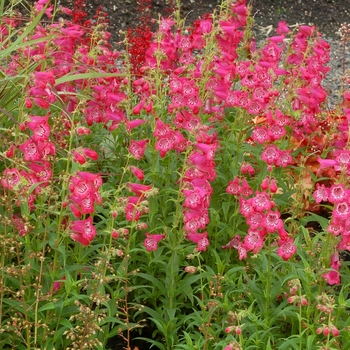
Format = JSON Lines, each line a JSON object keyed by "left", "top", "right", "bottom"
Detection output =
{"left": 186, "top": 231, "right": 210, "bottom": 252}
{"left": 5, "top": 145, "right": 15, "bottom": 158}
{"left": 246, "top": 211, "right": 264, "bottom": 230}
{"left": 261, "top": 145, "right": 281, "bottom": 165}
{"left": 1, "top": 168, "right": 21, "bottom": 189}
{"left": 277, "top": 238, "right": 296, "bottom": 260}
{"left": 252, "top": 126, "right": 270, "bottom": 144}
{"left": 241, "top": 162, "right": 255, "bottom": 176}
{"left": 222, "top": 235, "right": 241, "bottom": 250}
{"left": 328, "top": 184, "right": 347, "bottom": 203}
{"left": 127, "top": 183, "right": 152, "bottom": 196}
{"left": 251, "top": 191, "right": 273, "bottom": 212}
{"left": 312, "top": 183, "right": 330, "bottom": 203}
{"left": 327, "top": 221, "right": 344, "bottom": 236}
{"left": 268, "top": 124, "right": 286, "bottom": 141}
{"left": 143, "top": 233, "right": 165, "bottom": 252}
{"left": 155, "top": 137, "right": 173, "bottom": 158}
{"left": 275, "top": 150, "right": 293, "bottom": 167}
{"left": 29, "top": 162, "right": 52, "bottom": 184}
{"left": 239, "top": 197, "right": 254, "bottom": 218}
{"left": 26, "top": 114, "right": 50, "bottom": 141}
{"left": 317, "top": 157, "right": 338, "bottom": 170}
{"left": 81, "top": 148, "right": 99, "bottom": 160}
{"left": 333, "top": 201, "right": 350, "bottom": 221}
{"left": 263, "top": 210, "right": 283, "bottom": 233}
{"left": 261, "top": 177, "right": 269, "bottom": 191}
{"left": 129, "top": 139, "right": 148, "bottom": 160}
{"left": 126, "top": 119, "right": 146, "bottom": 132}
{"left": 72, "top": 150, "right": 86, "bottom": 164}
{"left": 69, "top": 178, "right": 93, "bottom": 199}
{"left": 76, "top": 172, "right": 102, "bottom": 189}
{"left": 322, "top": 270, "right": 340, "bottom": 285}
{"left": 226, "top": 177, "right": 241, "bottom": 195}
{"left": 240, "top": 178, "right": 252, "bottom": 197}
{"left": 70, "top": 217, "right": 96, "bottom": 246}
{"left": 330, "top": 252, "right": 341, "bottom": 270}
{"left": 19, "top": 140, "right": 42, "bottom": 161}
{"left": 130, "top": 166, "right": 144, "bottom": 181}
{"left": 276, "top": 21, "right": 290, "bottom": 35}
{"left": 71, "top": 194, "right": 95, "bottom": 215}
{"left": 244, "top": 230, "right": 264, "bottom": 253}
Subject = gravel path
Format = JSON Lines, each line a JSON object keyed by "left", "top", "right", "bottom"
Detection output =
{"left": 323, "top": 33, "right": 350, "bottom": 110}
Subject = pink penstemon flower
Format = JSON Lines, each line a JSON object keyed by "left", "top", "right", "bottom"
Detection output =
{"left": 129, "top": 166, "right": 144, "bottom": 181}
{"left": 277, "top": 238, "right": 297, "bottom": 261}
{"left": 26, "top": 114, "right": 51, "bottom": 141}
{"left": 243, "top": 229, "right": 264, "bottom": 253}
{"left": 143, "top": 233, "right": 166, "bottom": 252}
{"left": 322, "top": 269, "right": 341, "bottom": 285}
{"left": 70, "top": 216, "right": 97, "bottom": 246}
{"left": 1, "top": 168, "right": 21, "bottom": 190}
{"left": 186, "top": 231, "right": 210, "bottom": 252}
{"left": 129, "top": 139, "right": 148, "bottom": 160}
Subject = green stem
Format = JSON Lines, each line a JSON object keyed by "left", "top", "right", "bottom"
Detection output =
{"left": 265, "top": 234, "right": 272, "bottom": 321}
{"left": 0, "top": 224, "right": 5, "bottom": 327}
{"left": 34, "top": 226, "right": 48, "bottom": 347}
{"left": 169, "top": 245, "right": 175, "bottom": 310}
{"left": 299, "top": 301, "right": 302, "bottom": 350}
{"left": 15, "top": 240, "right": 31, "bottom": 349}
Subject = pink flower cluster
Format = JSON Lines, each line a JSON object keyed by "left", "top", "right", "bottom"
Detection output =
{"left": 313, "top": 165, "right": 350, "bottom": 283}
{"left": 2, "top": 113, "right": 55, "bottom": 211}
{"left": 68, "top": 172, "right": 102, "bottom": 245}
{"left": 224, "top": 170, "right": 296, "bottom": 261}
{"left": 0, "top": 6, "right": 121, "bottom": 246}
{"left": 130, "top": 2, "right": 252, "bottom": 251}
{"left": 183, "top": 135, "right": 219, "bottom": 251}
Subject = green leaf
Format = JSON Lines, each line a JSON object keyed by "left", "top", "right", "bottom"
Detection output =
{"left": 137, "top": 272, "right": 166, "bottom": 293}
{"left": 0, "top": 6, "right": 48, "bottom": 58}
{"left": 56, "top": 72, "right": 124, "bottom": 85}
{"left": 38, "top": 302, "right": 56, "bottom": 312}
{"left": 134, "top": 337, "right": 167, "bottom": 350}
{"left": 59, "top": 318, "right": 73, "bottom": 329}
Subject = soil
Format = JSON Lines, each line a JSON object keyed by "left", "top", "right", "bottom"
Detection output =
{"left": 57, "top": 0, "right": 350, "bottom": 47}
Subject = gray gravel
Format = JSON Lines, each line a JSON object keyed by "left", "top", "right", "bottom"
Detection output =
{"left": 323, "top": 33, "right": 350, "bottom": 110}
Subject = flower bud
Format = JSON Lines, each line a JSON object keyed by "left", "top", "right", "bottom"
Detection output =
{"left": 184, "top": 266, "right": 197, "bottom": 274}
{"left": 332, "top": 326, "right": 339, "bottom": 337}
